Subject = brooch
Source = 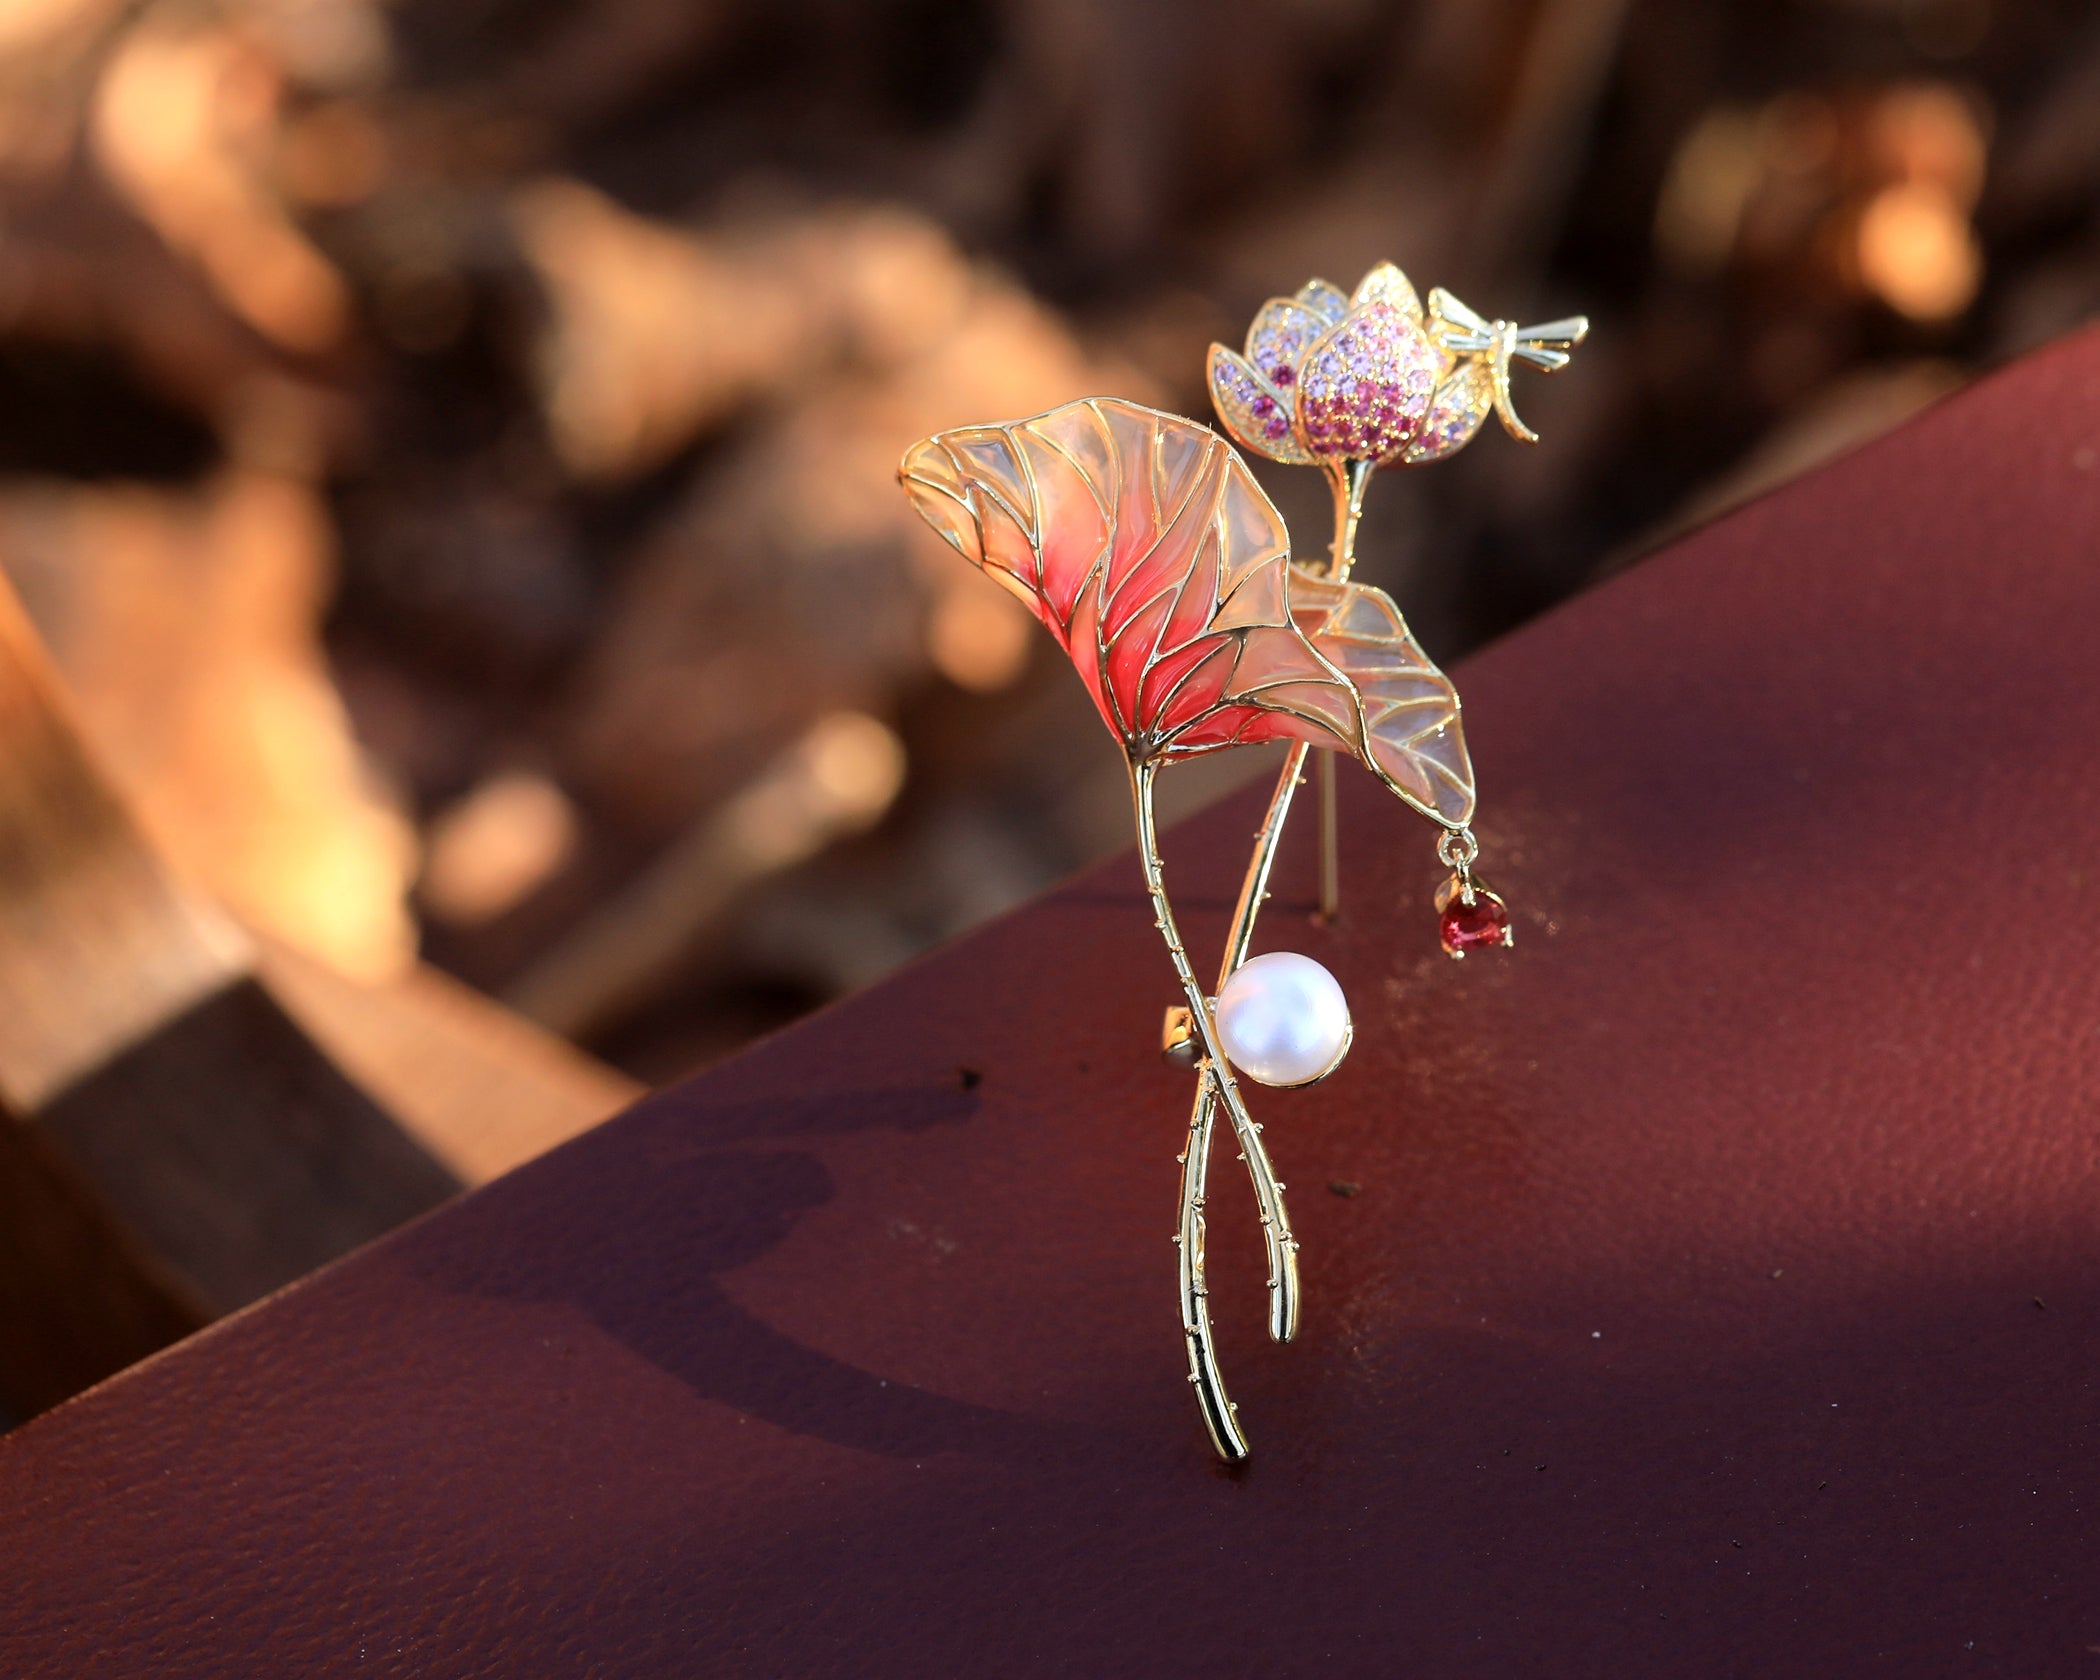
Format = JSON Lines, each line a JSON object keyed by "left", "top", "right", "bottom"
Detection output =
{"left": 901, "top": 262, "right": 1586, "bottom": 1459}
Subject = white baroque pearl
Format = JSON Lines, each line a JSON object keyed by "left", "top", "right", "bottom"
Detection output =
{"left": 1213, "top": 951, "right": 1352, "bottom": 1087}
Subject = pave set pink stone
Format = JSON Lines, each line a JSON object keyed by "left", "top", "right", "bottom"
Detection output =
{"left": 1207, "top": 263, "right": 1498, "bottom": 476}
{"left": 1294, "top": 301, "right": 1444, "bottom": 465}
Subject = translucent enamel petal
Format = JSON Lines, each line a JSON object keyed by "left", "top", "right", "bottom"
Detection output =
{"left": 897, "top": 439, "right": 983, "bottom": 565}
{"left": 1148, "top": 410, "right": 1211, "bottom": 516}
{"left": 1210, "top": 557, "right": 1289, "bottom": 633}
{"left": 1215, "top": 464, "right": 1291, "bottom": 601}
{"left": 1023, "top": 424, "right": 1111, "bottom": 626}
{"left": 1235, "top": 673, "right": 1361, "bottom": 739}
{"left": 1145, "top": 637, "right": 1235, "bottom": 736}
{"left": 899, "top": 400, "right": 1286, "bottom": 753}
{"left": 1287, "top": 568, "right": 1473, "bottom": 825}
{"left": 1107, "top": 584, "right": 1177, "bottom": 728}
{"left": 1207, "top": 345, "right": 1308, "bottom": 465}
{"left": 949, "top": 433, "right": 1035, "bottom": 525}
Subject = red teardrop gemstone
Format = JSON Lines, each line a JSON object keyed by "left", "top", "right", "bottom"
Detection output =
{"left": 1439, "top": 892, "right": 1511, "bottom": 957}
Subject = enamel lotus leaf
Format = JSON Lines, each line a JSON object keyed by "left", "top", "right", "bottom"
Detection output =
{"left": 898, "top": 397, "right": 1474, "bottom": 828}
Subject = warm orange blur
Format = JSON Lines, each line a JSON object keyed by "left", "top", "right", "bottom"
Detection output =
{"left": 0, "top": 0, "right": 2090, "bottom": 1077}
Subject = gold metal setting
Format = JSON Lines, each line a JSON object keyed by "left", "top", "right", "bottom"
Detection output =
{"left": 1433, "top": 828, "right": 1515, "bottom": 961}
{"left": 1159, "top": 1004, "right": 1199, "bottom": 1069}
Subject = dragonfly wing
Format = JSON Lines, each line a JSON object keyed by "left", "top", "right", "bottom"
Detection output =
{"left": 1427, "top": 286, "right": 1491, "bottom": 337}
{"left": 1517, "top": 315, "right": 1589, "bottom": 348}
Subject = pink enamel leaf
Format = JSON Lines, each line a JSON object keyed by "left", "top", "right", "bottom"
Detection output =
{"left": 1286, "top": 569, "right": 1474, "bottom": 824}
{"left": 898, "top": 397, "right": 1474, "bottom": 828}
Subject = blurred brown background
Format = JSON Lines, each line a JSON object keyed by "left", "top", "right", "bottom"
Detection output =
{"left": 0, "top": 0, "right": 2093, "bottom": 1095}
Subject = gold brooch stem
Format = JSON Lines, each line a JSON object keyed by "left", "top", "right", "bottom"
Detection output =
{"left": 1327, "top": 457, "right": 1373, "bottom": 577}
{"left": 1316, "top": 458, "right": 1373, "bottom": 922}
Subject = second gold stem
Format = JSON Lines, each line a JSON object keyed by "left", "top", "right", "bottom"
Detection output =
{"left": 1167, "top": 457, "right": 1373, "bottom": 1459}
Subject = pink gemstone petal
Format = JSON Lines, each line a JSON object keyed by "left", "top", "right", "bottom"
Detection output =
{"left": 1292, "top": 302, "right": 1442, "bottom": 466}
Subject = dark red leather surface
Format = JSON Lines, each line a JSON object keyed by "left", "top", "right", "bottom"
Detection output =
{"left": 6, "top": 330, "right": 2100, "bottom": 1678}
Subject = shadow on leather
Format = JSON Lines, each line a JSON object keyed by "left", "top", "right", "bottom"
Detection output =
{"left": 403, "top": 1080, "right": 1086, "bottom": 1463}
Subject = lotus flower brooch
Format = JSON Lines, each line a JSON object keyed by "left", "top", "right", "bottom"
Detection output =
{"left": 899, "top": 262, "right": 1587, "bottom": 1460}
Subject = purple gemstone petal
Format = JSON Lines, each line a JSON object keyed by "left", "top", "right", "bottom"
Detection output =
{"left": 1207, "top": 344, "right": 1312, "bottom": 465}
{"left": 1243, "top": 300, "right": 1324, "bottom": 397}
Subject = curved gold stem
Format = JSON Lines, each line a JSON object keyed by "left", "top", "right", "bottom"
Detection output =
{"left": 1327, "top": 458, "right": 1373, "bottom": 576}
{"left": 1224, "top": 744, "right": 1312, "bottom": 977}
{"left": 1135, "top": 760, "right": 1299, "bottom": 1459}
{"left": 1175, "top": 1083, "right": 1244, "bottom": 1459}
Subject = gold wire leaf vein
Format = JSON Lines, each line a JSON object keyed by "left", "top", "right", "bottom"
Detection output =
{"left": 898, "top": 397, "right": 1474, "bottom": 828}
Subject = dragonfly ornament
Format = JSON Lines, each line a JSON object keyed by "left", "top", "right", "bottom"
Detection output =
{"left": 1426, "top": 288, "right": 1590, "bottom": 444}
